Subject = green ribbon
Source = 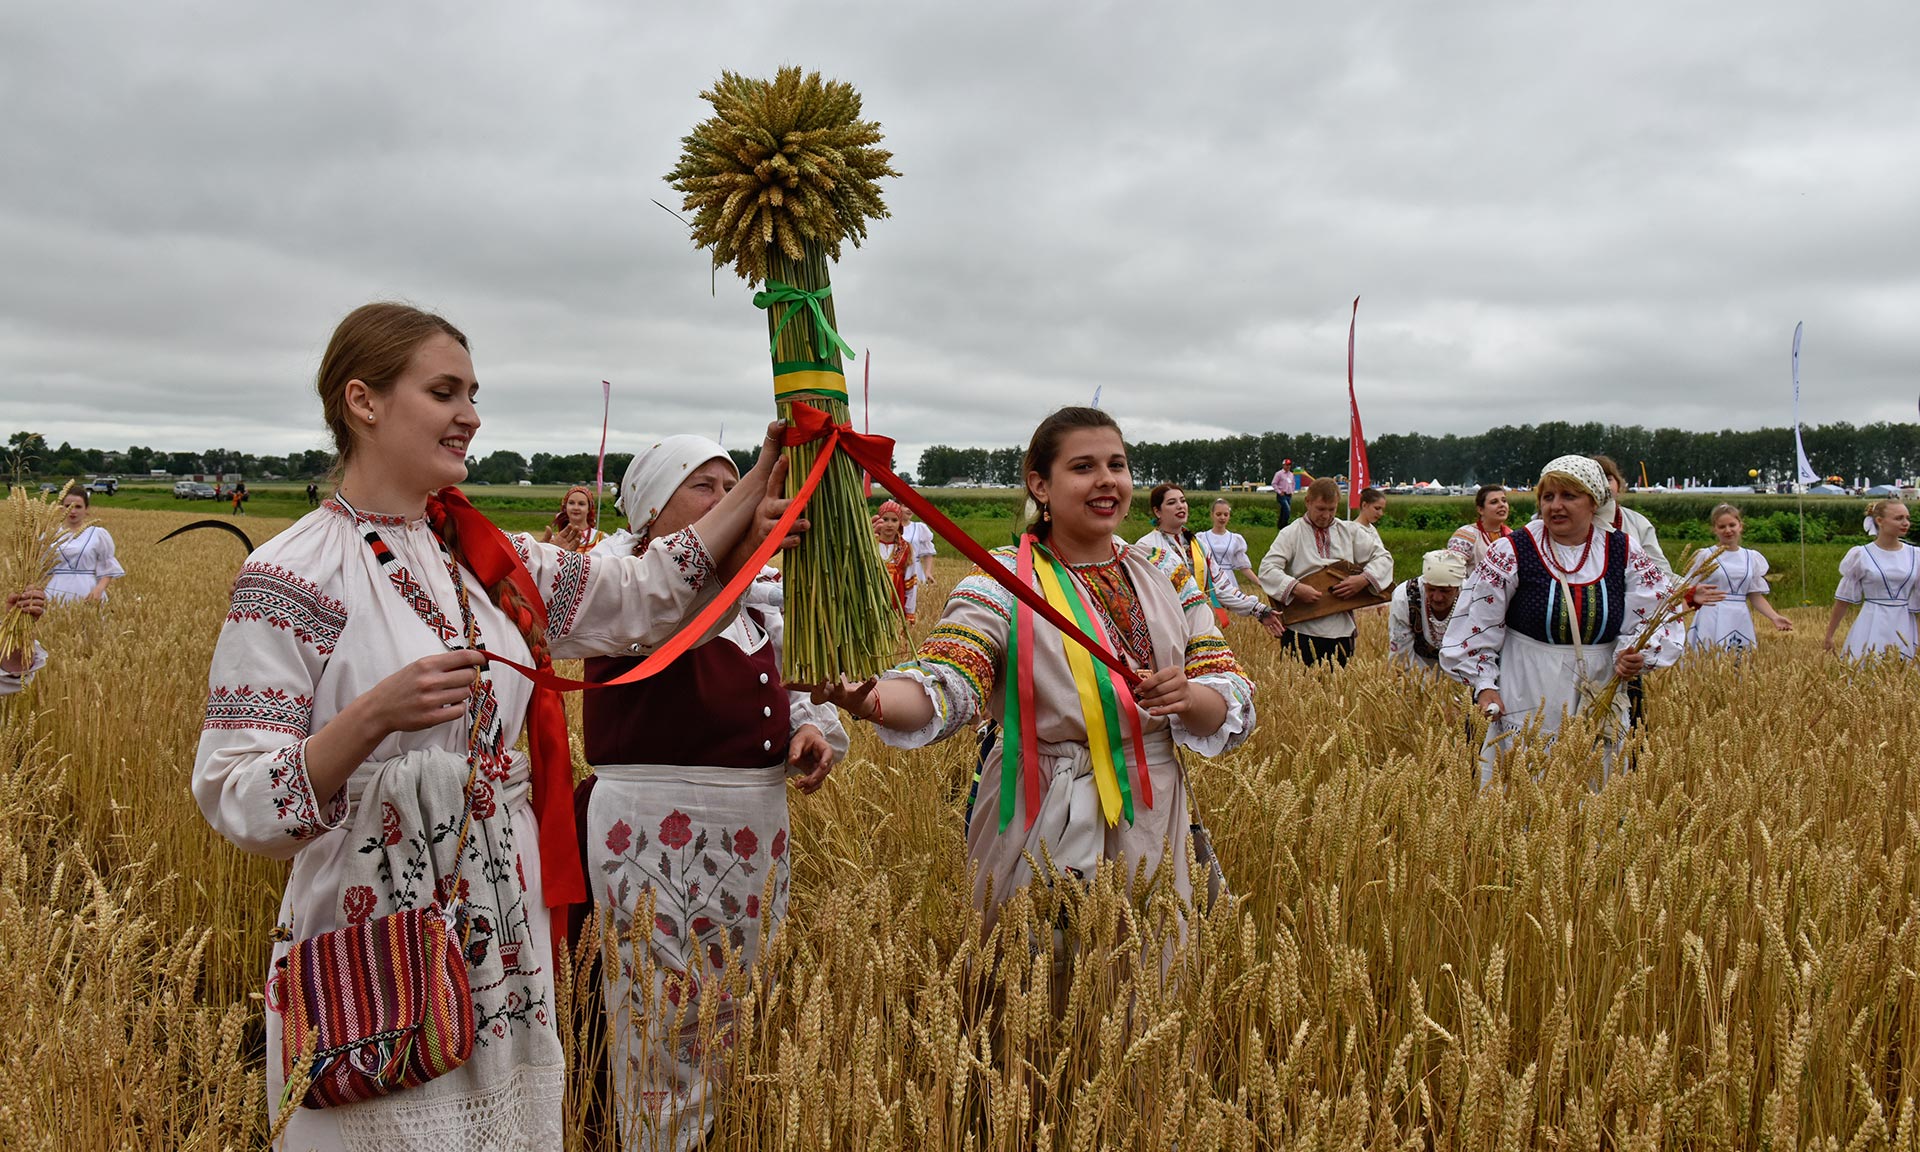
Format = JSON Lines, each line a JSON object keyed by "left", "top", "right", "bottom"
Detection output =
{"left": 1000, "top": 609, "right": 1021, "bottom": 833}
{"left": 753, "top": 280, "right": 856, "bottom": 364}
{"left": 1037, "top": 546, "right": 1136, "bottom": 825}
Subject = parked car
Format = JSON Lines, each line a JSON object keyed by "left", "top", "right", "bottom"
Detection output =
{"left": 86, "top": 477, "right": 118, "bottom": 495}
{"left": 173, "top": 481, "right": 217, "bottom": 499}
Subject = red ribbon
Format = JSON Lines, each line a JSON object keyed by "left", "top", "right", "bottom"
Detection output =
{"left": 782, "top": 402, "right": 1144, "bottom": 689}
{"left": 425, "top": 489, "right": 584, "bottom": 945}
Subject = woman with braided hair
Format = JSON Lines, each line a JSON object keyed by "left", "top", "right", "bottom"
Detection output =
{"left": 192, "top": 303, "right": 802, "bottom": 1151}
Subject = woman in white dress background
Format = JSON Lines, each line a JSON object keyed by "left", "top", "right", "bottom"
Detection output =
{"left": 192, "top": 302, "right": 798, "bottom": 1151}
{"left": 1685, "top": 504, "right": 1792, "bottom": 654}
{"left": 1440, "top": 455, "right": 1682, "bottom": 786}
{"left": 1824, "top": 499, "right": 1919, "bottom": 660}
{"left": 46, "top": 490, "right": 124, "bottom": 603}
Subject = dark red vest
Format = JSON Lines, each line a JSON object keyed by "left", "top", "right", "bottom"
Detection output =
{"left": 582, "top": 612, "right": 790, "bottom": 769}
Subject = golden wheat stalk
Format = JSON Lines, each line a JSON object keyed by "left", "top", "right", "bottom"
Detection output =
{"left": 0, "top": 480, "right": 77, "bottom": 661}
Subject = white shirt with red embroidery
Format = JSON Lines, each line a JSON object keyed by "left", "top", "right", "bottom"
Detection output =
{"left": 1438, "top": 520, "right": 1681, "bottom": 697}
{"left": 191, "top": 496, "right": 723, "bottom": 1149}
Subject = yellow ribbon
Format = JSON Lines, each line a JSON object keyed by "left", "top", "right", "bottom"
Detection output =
{"left": 1032, "top": 559, "right": 1125, "bottom": 825}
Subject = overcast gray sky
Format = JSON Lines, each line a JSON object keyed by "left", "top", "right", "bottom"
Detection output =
{"left": 3, "top": 1, "right": 1916, "bottom": 474}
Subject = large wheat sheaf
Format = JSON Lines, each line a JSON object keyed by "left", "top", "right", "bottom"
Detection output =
{"left": 667, "top": 67, "right": 898, "bottom": 286}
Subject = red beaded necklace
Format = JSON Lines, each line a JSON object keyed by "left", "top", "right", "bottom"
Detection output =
{"left": 1540, "top": 526, "right": 1595, "bottom": 577}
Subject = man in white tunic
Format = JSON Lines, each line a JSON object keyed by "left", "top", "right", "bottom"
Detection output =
{"left": 1258, "top": 477, "right": 1394, "bottom": 666}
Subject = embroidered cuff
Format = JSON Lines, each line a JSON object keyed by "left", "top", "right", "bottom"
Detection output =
{"left": 872, "top": 665, "right": 971, "bottom": 749}
{"left": 265, "top": 740, "right": 347, "bottom": 842}
{"left": 1170, "top": 673, "right": 1255, "bottom": 757}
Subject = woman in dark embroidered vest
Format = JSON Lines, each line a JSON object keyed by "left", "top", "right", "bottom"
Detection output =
{"left": 574, "top": 435, "right": 847, "bottom": 1150}
{"left": 1440, "top": 455, "right": 1681, "bottom": 787}
{"left": 191, "top": 304, "right": 800, "bottom": 1151}
{"left": 1388, "top": 549, "right": 1467, "bottom": 671}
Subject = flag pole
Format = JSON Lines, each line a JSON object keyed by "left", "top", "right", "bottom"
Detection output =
{"left": 594, "top": 379, "right": 611, "bottom": 538}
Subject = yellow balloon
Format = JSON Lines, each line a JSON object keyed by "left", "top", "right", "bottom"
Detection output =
{"left": 1748, "top": 469, "right": 1759, "bottom": 478}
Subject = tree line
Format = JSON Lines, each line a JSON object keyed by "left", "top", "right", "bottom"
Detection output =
{"left": 919, "top": 420, "right": 1920, "bottom": 490}
{"left": 14, "top": 418, "right": 1919, "bottom": 490}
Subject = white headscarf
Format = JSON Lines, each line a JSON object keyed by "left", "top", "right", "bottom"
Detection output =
{"left": 1421, "top": 548, "right": 1469, "bottom": 587}
{"left": 1538, "top": 454, "right": 1609, "bottom": 506}
{"left": 613, "top": 434, "right": 734, "bottom": 536}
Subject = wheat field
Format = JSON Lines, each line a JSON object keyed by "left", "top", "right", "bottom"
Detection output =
{"left": 4, "top": 506, "right": 1919, "bottom": 1150}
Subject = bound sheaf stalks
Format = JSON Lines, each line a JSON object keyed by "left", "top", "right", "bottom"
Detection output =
{"left": 10, "top": 509, "right": 1920, "bottom": 1149}
{"left": 667, "top": 67, "right": 905, "bottom": 682}
{"left": 0, "top": 480, "right": 74, "bottom": 661}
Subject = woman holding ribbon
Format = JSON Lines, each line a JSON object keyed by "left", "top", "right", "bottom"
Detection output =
{"left": 1136, "top": 484, "right": 1283, "bottom": 637}
{"left": 815, "top": 407, "right": 1256, "bottom": 927}
{"left": 191, "top": 303, "right": 799, "bottom": 1151}
{"left": 1824, "top": 498, "right": 1919, "bottom": 659}
{"left": 574, "top": 434, "right": 845, "bottom": 1150}
{"left": 539, "top": 484, "right": 606, "bottom": 553}
{"left": 1440, "top": 455, "right": 1682, "bottom": 786}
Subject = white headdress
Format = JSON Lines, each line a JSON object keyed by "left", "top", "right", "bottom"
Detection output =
{"left": 614, "top": 435, "right": 733, "bottom": 536}
{"left": 1421, "top": 549, "right": 1469, "bottom": 588}
{"left": 1538, "top": 454, "right": 1609, "bottom": 505}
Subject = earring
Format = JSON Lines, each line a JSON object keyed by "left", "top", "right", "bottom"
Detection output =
{"left": 1040, "top": 503, "right": 1051, "bottom": 522}
{"left": 366, "top": 414, "right": 375, "bottom": 424}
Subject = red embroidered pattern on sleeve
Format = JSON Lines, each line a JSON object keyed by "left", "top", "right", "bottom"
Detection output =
{"left": 204, "top": 684, "right": 315, "bottom": 737}
{"left": 546, "top": 550, "right": 591, "bottom": 637}
{"left": 509, "top": 533, "right": 532, "bottom": 566}
{"left": 264, "top": 741, "right": 342, "bottom": 839}
{"left": 660, "top": 528, "right": 716, "bottom": 592}
{"left": 226, "top": 563, "right": 347, "bottom": 656}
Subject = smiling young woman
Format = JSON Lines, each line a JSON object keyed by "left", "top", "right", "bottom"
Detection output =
{"left": 813, "top": 406, "right": 1256, "bottom": 933}
{"left": 191, "top": 302, "right": 803, "bottom": 1150}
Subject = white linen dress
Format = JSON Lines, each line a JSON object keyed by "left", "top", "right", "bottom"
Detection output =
{"left": 1835, "top": 542, "right": 1920, "bottom": 660}
{"left": 46, "top": 524, "right": 124, "bottom": 602}
{"left": 1685, "top": 546, "right": 1771, "bottom": 653}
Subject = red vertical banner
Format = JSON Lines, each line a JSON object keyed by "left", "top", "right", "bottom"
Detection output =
{"left": 1346, "top": 296, "right": 1370, "bottom": 510}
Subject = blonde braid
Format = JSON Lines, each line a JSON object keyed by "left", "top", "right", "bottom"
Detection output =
{"left": 437, "top": 506, "right": 553, "bottom": 667}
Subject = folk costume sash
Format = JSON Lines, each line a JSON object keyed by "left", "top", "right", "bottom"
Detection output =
{"left": 1186, "top": 534, "right": 1230, "bottom": 628}
{"left": 425, "top": 488, "right": 584, "bottom": 914}
{"left": 1001, "top": 535, "right": 1152, "bottom": 833}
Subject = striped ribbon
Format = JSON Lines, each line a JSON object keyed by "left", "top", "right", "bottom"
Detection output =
{"left": 1001, "top": 534, "right": 1152, "bottom": 831}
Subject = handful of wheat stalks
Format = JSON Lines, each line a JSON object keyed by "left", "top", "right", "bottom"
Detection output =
{"left": 0, "top": 481, "right": 75, "bottom": 662}
{"left": 1583, "top": 543, "right": 1727, "bottom": 731}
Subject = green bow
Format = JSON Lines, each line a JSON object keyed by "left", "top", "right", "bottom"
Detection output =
{"left": 753, "top": 280, "right": 857, "bottom": 363}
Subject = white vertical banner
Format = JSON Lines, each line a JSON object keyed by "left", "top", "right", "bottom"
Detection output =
{"left": 1793, "top": 322, "right": 1819, "bottom": 486}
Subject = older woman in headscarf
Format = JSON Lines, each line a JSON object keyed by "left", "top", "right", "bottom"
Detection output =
{"left": 574, "top": 435, "right": 847, "bottom": 1150}
{"left": 1388, "top": 549, "right": 1468, "bottom": 671}
{"left": 1440, "top": 455, "right": 1683, "bottom": 786}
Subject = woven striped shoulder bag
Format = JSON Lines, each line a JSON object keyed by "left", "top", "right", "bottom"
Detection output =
{"left": 273, "top": 750, "right": 483, "bottom": 1110}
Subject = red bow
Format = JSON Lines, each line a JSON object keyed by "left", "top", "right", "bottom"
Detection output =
{"left": 426, "top": 488, "right": 584, "bottom": 930}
